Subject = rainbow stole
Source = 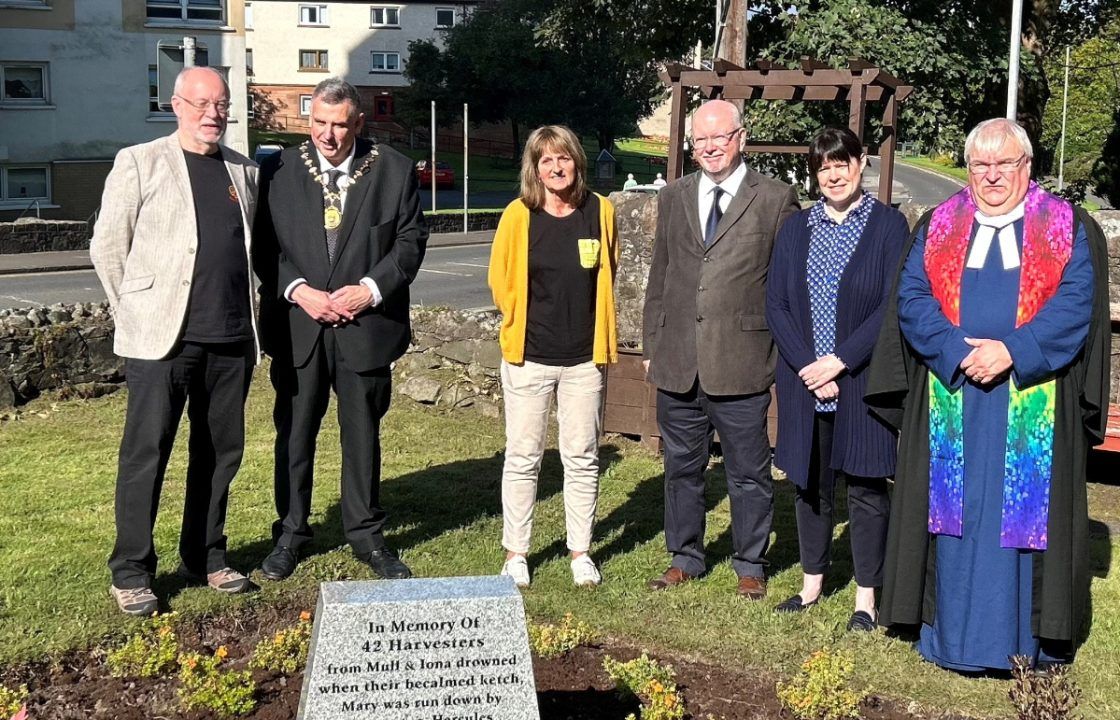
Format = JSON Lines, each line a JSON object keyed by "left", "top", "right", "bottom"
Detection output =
{"left": 923, "top": 182, "right": 1073, "bottom": 550}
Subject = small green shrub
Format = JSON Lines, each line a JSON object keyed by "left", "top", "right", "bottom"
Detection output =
{"left": 1009, "top": 655, "right": 1082, "bottom": 720}
{"left": 106, "top": 612, "right": 179, "bottom": 678}
{"left": 178, "top": 647, "right": 256, "bottom": 717}
{"left": 528, "top": 613, "right": 598, "bottom": 659}
{"left": 250, "top": 610, "right": 313, "bottom": 674}
{"left": 602, "top": 653, "right": 685, "bottom": 720}
{"left": 0, "top": 683, "right": 28, "bottom": 717}
{"left": 776, "top": 649, "right": 866, "bottom": 720}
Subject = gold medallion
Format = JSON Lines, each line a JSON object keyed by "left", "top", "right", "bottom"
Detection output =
{"left": 324, "top": 206, "right": 342, "bottom": 230}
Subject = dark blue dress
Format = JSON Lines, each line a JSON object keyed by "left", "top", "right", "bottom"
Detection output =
{"left": 897, "top": 219, "right": 1093, "bottom": 671}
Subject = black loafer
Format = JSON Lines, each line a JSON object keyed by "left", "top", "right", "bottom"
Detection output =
{"left": 846, "top": 610, "right": 877, "bottom": 632}
{"left": 260, "top": 545, "right": 299, "bottom": 581}
{"left": 357, "top": 547, "right": 412, "bottom": 579}
{"left": 775, "top": 594, "right": 818, "bottom": 613}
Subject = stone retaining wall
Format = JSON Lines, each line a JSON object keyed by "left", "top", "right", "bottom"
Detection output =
{"left": 0, "top": 218, "right": 91, "bottom": 254}
{"left": 2, "top": 200, "right": 1118, "bottom": 412}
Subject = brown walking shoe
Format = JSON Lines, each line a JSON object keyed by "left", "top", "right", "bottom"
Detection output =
{"left": 736, "top": 575, "right": 767, "bottom": 600}
{"left": 179, "top": 566, "right": 253, "bottom": 594}
{"left": 647, "top": 566, "right": 693, "bottom": 591}
{"left": 110, "top": 585, "right": 159, "bottom": 616}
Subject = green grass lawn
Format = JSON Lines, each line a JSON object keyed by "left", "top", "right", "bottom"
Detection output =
{"left": 2, "top": 369, "right": 1118, "bottom": 718}
{"left": 899, "top": 155, "right": 971, "bottom": 184}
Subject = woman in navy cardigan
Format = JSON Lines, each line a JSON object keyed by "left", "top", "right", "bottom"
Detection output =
{"left": 765, "top": 127, "right": 908, "bottom": 631}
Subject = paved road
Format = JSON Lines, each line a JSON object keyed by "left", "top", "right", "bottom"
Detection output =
{"left": 0, "top": 243, "right": 496, "bottom": 311}
{"left": 0, "top": 159, "right": 965, "bottom": 311}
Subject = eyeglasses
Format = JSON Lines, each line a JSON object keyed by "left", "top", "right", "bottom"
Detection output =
{"left": 174, "top": 95, "right": 232, "bottom": 114}
{"left": 967, "top": 154, "right": 1026, "bottom": 175}
{"left": 691, "top": 128, "right": 741, "bottom": 149}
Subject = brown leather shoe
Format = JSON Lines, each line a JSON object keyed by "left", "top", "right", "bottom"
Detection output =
{"left": 647, "top": 566, "right": 693, "bottom": 591}
{"left": 737, "top": 575, "right": 767, "bottom": 600}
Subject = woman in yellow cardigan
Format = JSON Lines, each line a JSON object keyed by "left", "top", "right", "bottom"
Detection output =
{"left": 487, "top": 125, "right": 619, "bottom": 588}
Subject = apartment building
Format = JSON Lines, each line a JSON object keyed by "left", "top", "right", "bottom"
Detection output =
{"left": 245, "top": 0, "right": 475, "bottom": 130}
{"left": 0, "top": 0, "right": 249, "bottom": 221}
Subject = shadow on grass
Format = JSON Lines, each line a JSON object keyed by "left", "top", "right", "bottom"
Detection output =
{"left": 212, "top": 444, "right": 625, "bottom": 578}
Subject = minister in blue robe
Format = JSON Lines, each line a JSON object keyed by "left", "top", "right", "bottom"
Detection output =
{"left": 866, "top": 118, "right": 1110, "bottom": 671}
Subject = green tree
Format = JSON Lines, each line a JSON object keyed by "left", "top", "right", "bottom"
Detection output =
{"left": 399, "top": 0, "right": 712, "bottom": 152}
{"left": 1039, "top": 16, "right": 1120, "bottom": 194}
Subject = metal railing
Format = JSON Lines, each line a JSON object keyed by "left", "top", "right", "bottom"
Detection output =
{"left": 14, "top": 199, "right": 42, "bottom": 221}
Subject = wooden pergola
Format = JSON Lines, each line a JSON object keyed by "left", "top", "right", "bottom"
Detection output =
{"left": 660, "top": 58, "right": 914, "bottom": 203}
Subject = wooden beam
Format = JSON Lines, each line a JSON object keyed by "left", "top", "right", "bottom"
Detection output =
{"left": 761, "top": 86, "right": 797, "bottom": 100}
{"left": 848, "top": 81, "right": 867, "bottom": 140}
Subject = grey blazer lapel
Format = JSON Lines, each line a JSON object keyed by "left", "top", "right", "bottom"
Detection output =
{"left": 709, "top": 169, "right": 759, "bottom": 249}
{"left": 679, "top": 173, "right": 703, "bottom": 247}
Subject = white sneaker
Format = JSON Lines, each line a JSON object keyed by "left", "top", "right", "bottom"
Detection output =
{"left": 570, "top": 555, "right": 601, "bottom": 587}
{"left": 501, "top": 556, "right": 530, "bottom": 588}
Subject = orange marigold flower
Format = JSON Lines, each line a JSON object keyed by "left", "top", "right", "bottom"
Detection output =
{"left": 215, "top": 646, "right": 229, "bottom": 659}
{"left": 299, "top": 611, "right": 312, "bottom": 622}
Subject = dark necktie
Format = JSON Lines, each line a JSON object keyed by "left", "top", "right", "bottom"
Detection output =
{"left": 704, "top": 186, "right": 724, "bottom": 248}
{"left": 323, "top": 168, "right": 343, "bottom": 263}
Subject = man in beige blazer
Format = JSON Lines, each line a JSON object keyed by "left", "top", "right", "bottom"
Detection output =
{"left": 91, "top": 66, "right": 259, "bottom": 615}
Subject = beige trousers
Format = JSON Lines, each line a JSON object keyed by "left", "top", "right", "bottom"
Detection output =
{"left": 500, "top": 359, "right": 604, "bottom": 554}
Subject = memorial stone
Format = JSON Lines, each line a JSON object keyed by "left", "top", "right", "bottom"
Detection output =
{"left": 298, "top": 576, "right": 539, "bottom": 720}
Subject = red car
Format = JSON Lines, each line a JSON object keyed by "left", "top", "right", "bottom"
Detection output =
{"left": 415, "top": 160, "right": 454, "bottom": 189}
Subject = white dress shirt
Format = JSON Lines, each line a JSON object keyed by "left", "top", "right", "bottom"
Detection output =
{"left": 697, "top": 161, "right": 748, "bottom": 226}
{"left": 284, "top": 143, "right": 383, "bottom": 307}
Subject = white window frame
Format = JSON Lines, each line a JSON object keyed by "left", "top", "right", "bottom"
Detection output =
{"left": 1, "top": 62, "right": 50, "bottom": 107}
{"left": 370, "top": 6, "right": 400, "bottom": 27}
{"left": 298, "top": 3, "right": 328, "bottom": 26}
{"left": 298, "top": 49, "right": 329, "bottom": 71}
{"left": 245, "top": 1, "right": 253, "bottom": 29}
{"left": 0, "top": 165, "right": 51, "bottom": 209}
{"left": 370, "top": 51, "right": 401, "bottom": 73}
{"left": 434, "top": 6, "right": 456, "bottom": 28}
{"left": 246, "top": 48, "right": 254, "bottom": 77}
{"left": 145, "top": 0, "right": 225, "bottom": 25}
{"left": 299, "top": 94, "right": 312, "bottom": 116}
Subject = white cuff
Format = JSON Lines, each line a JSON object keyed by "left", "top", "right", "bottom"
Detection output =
{"left": 284, "top": 278, "right": 307, "bottom": 303}
{"left": 360, "top": 277, "right": 382, "bottom": 308}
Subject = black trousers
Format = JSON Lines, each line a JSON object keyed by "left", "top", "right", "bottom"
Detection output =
{"left": 270, "top": 331, "right": 392, "bottom": 555}
{"left": 656, "top": 381, "right": 773, "bottom": 578}
{"left": 795, "top": 412, "right": 890, "bottom": 587}
{"left": 108, "top": 341, "right": 254, "bottom": 589}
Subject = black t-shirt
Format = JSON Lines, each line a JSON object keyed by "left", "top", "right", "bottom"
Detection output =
{"left": 524, "top": 193, "right": 600, "bottom": 366}
{"left": 181, "top": 148, "right": 253, "bottom": 343}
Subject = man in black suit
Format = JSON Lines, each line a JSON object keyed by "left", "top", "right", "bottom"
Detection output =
{"left": 253, "top": 77, "right": 427, "bottom": 580}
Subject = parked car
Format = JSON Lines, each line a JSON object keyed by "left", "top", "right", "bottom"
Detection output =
{"left": 253, "top": 143, "right": 284, "bottom": 164}
{"left": 415, "top": 160, "right": 454, "bottom": 189}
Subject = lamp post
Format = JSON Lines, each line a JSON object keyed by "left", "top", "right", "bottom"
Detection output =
{"left": 1006, "top": 0, "right": 1024, "bottom": 119}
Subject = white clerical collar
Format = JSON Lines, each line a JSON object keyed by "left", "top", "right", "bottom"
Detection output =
{"left": 966, "top": 199, "right": 1026, "bottom": 270}
{"left": 698, "top": 160, "right": 748, "bottom": 198}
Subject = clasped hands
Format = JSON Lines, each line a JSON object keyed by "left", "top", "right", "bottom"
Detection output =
{"left": 292, "top": 283, "right": 373, "bottom": 326}
{"left": 959, "top": 337, "right": 1012, "bottom": 385}
{"left": 798, "top": 354, "right": 845, "bottom": 401}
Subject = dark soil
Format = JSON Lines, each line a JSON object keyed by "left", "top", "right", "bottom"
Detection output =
{"left": 0, "top": 601, "right": 969, "bottom": 720}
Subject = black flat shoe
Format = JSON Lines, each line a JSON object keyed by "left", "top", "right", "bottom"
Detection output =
{"left": 357, "top": 547, "right": 412, "bottom": 579}
{"left": 260, "top": 545, "right": 299, "bottom": 581}
{"left": 775, "top": 594, "right": 818, "bottom": 613}
{"left": 846, "top": 610, "right": 877, "bottom": 632}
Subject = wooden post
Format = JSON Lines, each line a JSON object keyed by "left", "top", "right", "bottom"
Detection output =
{"left": 879, "top": 92, "right": 898, "bottom": 205}
{"left": 847, "top": 80, "right": 866, "bottom": 141}
{"left": 667, "top": 67, "right": 687, "bottom": 180}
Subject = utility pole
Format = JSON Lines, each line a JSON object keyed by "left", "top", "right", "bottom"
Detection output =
{"left": 1006, "top": 0, "right": 1024, "bottom": 119}
{"left": 715, "top": 0, "right": 748, "bottom": 112}
{"left": 1058, "top": 46, "right": 1070, "bottom": 191}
